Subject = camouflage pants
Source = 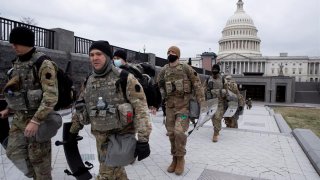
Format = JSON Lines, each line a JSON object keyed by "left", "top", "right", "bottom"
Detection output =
{"left": 166, "top": 107, "right": 190, "bottom": 156}
{"left": 92, "top": 131, "right": 128, "bottom": 180}
{"left": 211, "top": 102, "right": 225, "bottom": 135}
{"left": 224, "top": 117, "right": 238, "bottom": 128}
{"left": 6, "top": 123, "right": 52, "bottom": 180}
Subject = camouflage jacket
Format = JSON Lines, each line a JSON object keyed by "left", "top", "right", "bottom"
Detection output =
{"left": 5, "top": 49, "right": 58, "bottom": 124}
{"left": 70, "top": 66, "right": 151, "bottom": 142}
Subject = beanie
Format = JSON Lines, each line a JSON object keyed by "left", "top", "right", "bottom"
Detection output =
{"left": 212, "top": 64, "right": 220, "bottom": 71}
{"left": 113, "top": 49, "right": 127, "bottom": 61}
{"left": 167, "top": 46, "right": 181, "bottom": 58}
{"left": 9, "top": 26, "right": 35, "bottom": 47}
{"left": 89, "top": 40, "right": 112, "bottom": 58}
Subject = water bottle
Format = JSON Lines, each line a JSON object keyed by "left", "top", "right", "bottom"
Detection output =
{"left": 96, "top": 97, "right": 106, "bottom": 110}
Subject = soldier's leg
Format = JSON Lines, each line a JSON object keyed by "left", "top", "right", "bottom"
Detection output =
{"left": 174, "top": 114, "right": 190, "bottom": 175}
{"left": 211, "top": 103, "right": 225, "bottom": 142}
{"left": 6, "top": 123, "right": 34, "bottom": 178}
{"left": 28, "top": 140, "right": 52, "bottom": 180}
{"left": 224, "top": 117, "right": 231, "bottom": 128}
{"left": 165, "top": 108, "right": 176, "bottom": 155}
{"left": 93, "top": 132, "right": 128, "bottom": 180}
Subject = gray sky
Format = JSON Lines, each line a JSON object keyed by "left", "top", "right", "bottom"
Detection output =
{"left": 1, "top": 0, "right": 320, "bottom": 58}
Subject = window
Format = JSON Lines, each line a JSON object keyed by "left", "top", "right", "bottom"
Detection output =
{"left": 315, "top": 78, "right": 319, "bottom": 82}
{"left": 299, "top": 63, "right": 302, "bottom": 66}
{"left": 292, "top": 68, "right": 296, "bottom": 74}
{"left": 310, "top": 78, "right": 314, "bottom": 82}
{"left": 285, "top": 68, "right": 288, "bottom": 74}
{"left": 293, "top": 63, "right": 295, "bottom": 66}
{"left": 299, "top": 77, "right": 301, "bottom": 82}
{"left": 272, "top": 68, "right": 274, "bottom": 74}
{"left": 299, "top": 68, "right": 302, "bottom": 74}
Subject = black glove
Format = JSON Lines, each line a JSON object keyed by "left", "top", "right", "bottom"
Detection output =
{"left": 134, "top": 141, "right": 150, "bottom": 161}
{"left": 238, "top": 106, "right": 243, "bottom": 112}
{"left": 67, "top": 133, "right": 78, "bottom": 143}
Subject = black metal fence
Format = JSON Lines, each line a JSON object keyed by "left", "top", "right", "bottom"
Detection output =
{"left": 0, "top": 17, "right": 54, "bottom": 49}
{"left": 74, "top": 36, "right": 148, "bottom": 63}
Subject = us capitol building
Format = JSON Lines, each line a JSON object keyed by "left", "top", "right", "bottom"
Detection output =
{"left": 181, "top": 0, "right": 320, "bottom": 103}
{"left": 182, "top": 0, "right": 320, "bottom": 83}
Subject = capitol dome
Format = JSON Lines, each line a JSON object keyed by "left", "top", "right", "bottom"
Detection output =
{"left": 218, "top": 0, "right": 261, "bottom": 57}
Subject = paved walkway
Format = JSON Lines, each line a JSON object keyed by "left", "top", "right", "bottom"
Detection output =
{"left": 1, "top": 104, "right": 319, "bottom": 180}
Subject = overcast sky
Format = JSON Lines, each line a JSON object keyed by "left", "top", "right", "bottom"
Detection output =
{"left": 1, "top": 0, "right": 319, "bottom": 58}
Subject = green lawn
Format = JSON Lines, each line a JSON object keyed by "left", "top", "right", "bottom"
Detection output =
{"left": 273, "top": 107, "right": 320, "bottom": 137}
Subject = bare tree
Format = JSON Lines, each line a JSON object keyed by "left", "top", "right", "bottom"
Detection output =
{"left": 20, "top": 17, "right": 37, "bottom": 26}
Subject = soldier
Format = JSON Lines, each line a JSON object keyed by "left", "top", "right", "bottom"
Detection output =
{"left": 157, "top": 46, "right": 205, "bottom": 175}
{"left": 204, "top": 64, "right": 227, "bottom": 142}
{"left": 223, "top": 75, "right": 244, "bottom": 128}
{"left": 0, "top": 27, "right": 58, "bottom": 179}
{"left": 69, "top": 41, "right": 151, "bottom": 180}
{"left": 246, "top": 98, "right": 252, "bottom": 109}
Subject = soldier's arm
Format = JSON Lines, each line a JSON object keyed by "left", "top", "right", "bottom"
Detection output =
{"left": 70, "top": 83, "right": 87, "bottom": 134}
{"left": 33, "top": 60, "right": 58, "bottom": 123}
{"left": 186, "top": 65, "right": 205, "bottom": 103}
{"left": 126, "top": 74, "right": 151, "bottom": 142}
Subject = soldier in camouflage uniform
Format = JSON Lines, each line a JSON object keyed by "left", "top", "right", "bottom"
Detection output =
{"left": 157, "top": 46, "right": 205, "bottom": 175}
{"left": 0, "top": 27, "right": 58, "bottom": 179}
{"left": 223, "top": 75, "right": 244, "bottom": 128}
{"left": 69, "top": 41, "right": 151, "bottom": 180}
{"left": 203, "top": 64, "right": 227, "bottom": 142}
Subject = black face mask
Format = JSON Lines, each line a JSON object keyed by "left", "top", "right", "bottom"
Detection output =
{"left": 212, "top": 70, "right": 219, "bottom": 75}
{"left": 167, "top": 54, "right": 178, "bottom": 62}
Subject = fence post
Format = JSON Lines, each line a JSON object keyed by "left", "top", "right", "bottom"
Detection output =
{"left": 51, "top": 28, "right": 74, "bottom": 53}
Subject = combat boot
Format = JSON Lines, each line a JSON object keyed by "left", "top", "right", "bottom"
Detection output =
{"left": 212, "top": 131, "right": 219, "bottom": 142}
{"left": 175, "top": 156, "right": 185, "bottom": 175}
{"left": 167, "top": 156, "right": 177, "bottom": 173}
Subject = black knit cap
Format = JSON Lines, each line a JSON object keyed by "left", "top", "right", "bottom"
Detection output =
{"left": 89, "top": 40, "right": 112, "bottom": 58}
{"left": 113, "top": 49, "right": 127, "bottom": 61}
{"left": 9, "top": 26, "right": 35, "bottom": 47}
{"left": 212, "top": 64, "right": 220, "bottom": 71}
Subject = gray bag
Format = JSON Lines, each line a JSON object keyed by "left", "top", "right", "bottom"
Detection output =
{"left": 105, "top": 133, "right": 137, "bottom": 167}
{"left": 189, "top": 99, "right": 200, "bottom": 119}
{"left": 36, "top": 111, "right": 62, "bottom": 142}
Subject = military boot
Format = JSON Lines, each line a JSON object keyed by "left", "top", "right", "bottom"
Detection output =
{"left": 167, "top": 156, "right": 177, "bottom": 173}
{"left": 175, "top": 156, "right": 185, "bottom": 175}
{"left": 212, "top": 131, "right": 219, "bottom": 142}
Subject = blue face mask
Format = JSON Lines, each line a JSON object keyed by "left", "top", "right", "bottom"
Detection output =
{"left": 113, "top": 59, "right": 123, "bottom": 67}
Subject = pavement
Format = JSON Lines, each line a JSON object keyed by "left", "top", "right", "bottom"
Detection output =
{"left": 1, "top": 103, "right": 320, "bottom": 180}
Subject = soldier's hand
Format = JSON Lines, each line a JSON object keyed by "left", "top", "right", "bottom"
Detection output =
{"left": 134, "top": 141, "right": 150, "bottom": 161}
{"left": 24, "top": 119, "right": 39, "bottom": 137}
{"left": 0, "top": 108, "right": 10, "bottom": 119}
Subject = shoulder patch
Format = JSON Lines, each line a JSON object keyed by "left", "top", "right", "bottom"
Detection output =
{"left": 135, "top": 84, "right": 141, "bottom": 92}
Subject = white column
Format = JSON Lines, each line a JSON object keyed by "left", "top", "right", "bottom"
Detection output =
{"left": 260, "top": 62, "right": 262, "bottom": 72}
{"left": 314, "top": 62, "right": 316, "bottom": 75}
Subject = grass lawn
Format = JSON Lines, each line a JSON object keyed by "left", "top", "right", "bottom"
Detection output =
{"left": 273, "top": 107, "right": 320, "bottom": 137}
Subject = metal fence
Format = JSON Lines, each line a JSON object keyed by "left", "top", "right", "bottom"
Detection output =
{"left": 74, "top": 36, "right": 148, "bottom": 63}
{"left": 0, "top": 17, "right": 54, "bottom": 49}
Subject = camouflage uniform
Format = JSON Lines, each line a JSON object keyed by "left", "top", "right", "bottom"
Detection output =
{"left": 157, "top": 63, "right": 204, "bottom": 157}
{"left": 203, "top": 74, "right": 227, "bottom": 137}
{"left": 4, "top": 49, "right": 58, "bottom": 179}
{"left": 70, "top": 63, "right": 151, "bottom": 180}
{"left": 246, "top": 98, "right": 252, "bottom": 109}
{"left": 223, "top": 78, "right": 244, "bottom": 128}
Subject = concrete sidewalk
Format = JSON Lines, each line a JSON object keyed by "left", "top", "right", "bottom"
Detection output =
{"left": 1, "top": 104, "right": 319, "bottom": 180}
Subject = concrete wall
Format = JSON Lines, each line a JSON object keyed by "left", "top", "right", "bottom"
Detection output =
{"left": 295, "top": 82, "right": 320, "bottom": 104}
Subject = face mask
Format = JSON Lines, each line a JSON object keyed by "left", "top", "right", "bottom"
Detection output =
{"left": 113, "top": 59, "right": 123, "bottom": 67}
{"left": 167, "top": 54, "right": 178, "bottom": 62}
{"left": 212, "top": 70, "right": 219, "bottom": 75}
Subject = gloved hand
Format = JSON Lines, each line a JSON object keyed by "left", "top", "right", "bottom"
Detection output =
{"left": 238, "top": 106, "right": 243, "bottom": 112}
{"left": 67, "top": 133, "right": 78, "bottom": 143}
{"left": 134, "top": 141, "right": 150, "bottom": 161}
